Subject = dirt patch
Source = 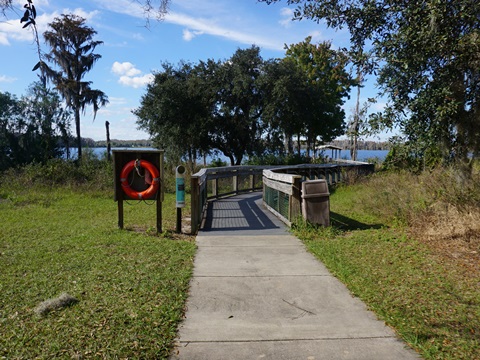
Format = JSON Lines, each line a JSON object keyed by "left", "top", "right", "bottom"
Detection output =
{"left": 410, "top": 203, "right": 480, "bottom": 278}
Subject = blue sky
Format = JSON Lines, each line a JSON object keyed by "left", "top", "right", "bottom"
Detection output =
{"left": 0, "top": 0, "right": 386, "bottom": 141}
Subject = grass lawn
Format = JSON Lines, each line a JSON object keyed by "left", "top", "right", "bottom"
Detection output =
{"left": 0, "top": 186, "right": 195, "bottom": 359}
{"left": 2, "top": 165, "right": 479, "bottom": 359}
{"left": 295, "top": 183, "right": 480, "bottom": 360}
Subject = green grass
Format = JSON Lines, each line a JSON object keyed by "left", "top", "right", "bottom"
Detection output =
{"left": 0, "top": 186, "right": 196, "bottom": 359}
{"left": 294, "top": 183, "right": 480, "bottom": 359}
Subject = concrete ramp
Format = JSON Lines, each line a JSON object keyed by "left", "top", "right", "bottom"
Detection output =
{"left": 171, "top": 192, "right": 420, "bottom": 359}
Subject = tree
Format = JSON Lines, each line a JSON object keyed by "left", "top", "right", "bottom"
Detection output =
{"left": 22, "top": 82, "right": 71, "bottom": 162}
{"left": 0, "top": 0, "right": 13, "bottom": 14}
{"left": 134, "top": 62, "right": 211, "bottom": 169}
{"left": 282, "top": 37, "right": 353, "bottom": 156}
{"left": 262, "top": 57, "right": 306, "bottom": 155}
{"left": 0, "top": 92, "right": 22, "bottom": 170}
{"left": 0, "top": 85, "right": 71, "bottom": 170}
{"left": 41, "top": 14, "right": 108, "bottom": 161}
{"left": 136, "top": 43, "right": 352, "bottom": 165}
{"left": 261, "top": 0, "right": 480, "bottom": 174}
{"left": 136, "top": 47, "right": 266, "bottom": 167}
{"left": 206, "top": 46, "right": 266, "bottom": 165}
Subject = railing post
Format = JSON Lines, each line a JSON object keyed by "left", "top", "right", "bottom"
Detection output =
{"left": 233, "top": 174, "right": 239, "bottom": 194}
{"left": 191, "top": 176, "right": 199, "bottom": 234}
{"left": 213, "top": 178, "right": 218, "bottom": 198}
{"left": 290, "top": 176, "right": 302, "bottom": 222}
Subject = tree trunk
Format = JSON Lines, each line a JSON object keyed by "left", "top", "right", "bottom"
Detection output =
{"left": 75, "top": 108, "right": 82, "bottom": 162}
{"left": 351, "top": 70, "right": 362, "bottom": 162}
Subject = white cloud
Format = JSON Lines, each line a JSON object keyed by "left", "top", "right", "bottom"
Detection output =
{"left": 111, "top": 61, "right": 141, "bottom": 77}
{"left": 182, "top": 28, "right": 203, "bottom": 41}
{"left": 93, "top": 0, "right": 285, "bottom": 50}
{"left": 0, "top": 8, "right": 100, "bottom": 46}
{"left": 108, "top": 96, "right": 128, "bottom": 105}
{"left": 165, "top": 11, "right": 283, "bottom": 50}
{"left": 0, "top": 32, "right": 10, "bottom": 45}
{"left": 111, "top": 61, "right": 153, "bottom": 88}
{"left": 0, "top": 75, "right": 17, "bottom": 83}
{"left": 279, "top": 7, "right": 294, "bottom": 28}
{"left": 308, "top": 31, "right": 324, "bottom": 43}
{"left": 118, "top": 74, "right": 154, "bottom": 88}
{"left": 132, "top": 33, "right": 145, "bottom": 41}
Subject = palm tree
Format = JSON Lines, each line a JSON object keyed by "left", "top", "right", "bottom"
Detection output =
{"left": 42, "top": 14, "right": 108, "bottom": 161}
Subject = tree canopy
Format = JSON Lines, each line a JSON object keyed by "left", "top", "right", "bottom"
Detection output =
{"left": 0, "top": 84, "right": 71, "bottom": 170}
{"left": 261, "top": 0, "right": 480, "bottom": 172}
{"left": 41, "top": 14, "right": 108, "bottom": 161}
{"left": 134, "top": 42, "right": 352, "bottom": 165}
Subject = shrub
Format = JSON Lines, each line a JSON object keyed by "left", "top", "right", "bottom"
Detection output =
{"left": 0, "top": 157, "right": 114, "bottom": 192}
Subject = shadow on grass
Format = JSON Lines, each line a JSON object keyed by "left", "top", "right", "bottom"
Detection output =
{"left": 330, "top": 211, "right": 385, "bottom": 231}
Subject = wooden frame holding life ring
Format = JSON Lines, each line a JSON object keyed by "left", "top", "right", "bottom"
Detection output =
{"left": 120, "top": 159, "right": 160, "bottom": 200}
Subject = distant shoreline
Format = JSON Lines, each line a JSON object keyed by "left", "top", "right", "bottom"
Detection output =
{"left": 67, "top": 147, "right": 389, "bottom": 163}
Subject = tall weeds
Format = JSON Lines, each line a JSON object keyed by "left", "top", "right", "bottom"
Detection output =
{"left": 0, "top": 157, "right": 114, "bottom": 193}
{"left": 347, "top": 167, "right": 480, "bottom": 225}
{"left": 344, "top": 167, "right": 480, "bottom": 275}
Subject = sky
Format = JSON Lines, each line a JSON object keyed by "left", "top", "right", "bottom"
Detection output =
{"left": 0, "top": 0, "right": 387, "bottom": 141}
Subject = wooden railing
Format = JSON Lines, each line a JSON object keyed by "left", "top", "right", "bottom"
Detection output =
{"left": 262, "top": 170, "right": 302, "bottom": 226}
{"left": 190, "top": 161, "right": 375, "bottom": 233}
{"left": 190, "top": 166, "right": 266, "bottom": 234}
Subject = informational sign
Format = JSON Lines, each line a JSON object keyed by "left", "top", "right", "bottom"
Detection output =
{"left": 176, "top": 165, "right": 186, "bottom": 208}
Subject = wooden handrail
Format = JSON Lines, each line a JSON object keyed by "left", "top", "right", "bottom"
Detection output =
{"left": 190, "top": 162, "right": 374, "bottom": 233}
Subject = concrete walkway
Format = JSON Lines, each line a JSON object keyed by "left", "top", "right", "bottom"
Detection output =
{"left": 171, "top": 192, "right": 420, "bottom": 360}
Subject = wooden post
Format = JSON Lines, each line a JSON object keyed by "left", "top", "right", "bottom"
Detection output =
{"left": 176, "top": 208, "right": 182, "bottom": 233}
{"left": 118, "top": 199, "right": 124, "bottom": 229}
{"left": 191, "top": 176, "right": 199, "bottom": 234}
{"left": 156, "top": 191, "right": 162, "bottom": 233}
{"left": 105, "top": 121, "right": 111, "bottom": 161}
{"left": 213, "top": 178, "right": 218, "bottom": 198}
{"left": 233, "top": 174, "right": 239, "bottom": 194}
{"left": 290, "top": 176, "right": 302, "bottom": 222}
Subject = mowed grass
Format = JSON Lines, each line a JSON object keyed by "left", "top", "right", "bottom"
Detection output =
{"left": 295, "top": 180, "right": 480, "bottom": 360}
{"left": 0, "top": 186, "right": 196, "bottom": 359}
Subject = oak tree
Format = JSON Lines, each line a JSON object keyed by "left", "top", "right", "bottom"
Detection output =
{"left": 261, "top": 0, "right": 480, "bottom": 173}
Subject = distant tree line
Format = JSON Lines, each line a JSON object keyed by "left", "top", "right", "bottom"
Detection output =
{"left": 134, "top": 39, "right": 355, "bottom": 166}
{"left": 329, "top": 140, "right": 390, "bottom": 151}
{"left": 93, "top": 139, "right": 153, "bottom": 148}
{"left": 0, "top": 84, "right": 71, "bottom": 171}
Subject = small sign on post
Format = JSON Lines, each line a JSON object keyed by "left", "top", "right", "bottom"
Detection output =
{"left": 176, "top": 165, "right": 186, "bottom": 233}
{"left": 176, "top": 165, "right": 186, "bottom": 208}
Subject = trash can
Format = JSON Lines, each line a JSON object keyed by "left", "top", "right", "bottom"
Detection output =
{"left": 301, "top": 179, "right": 330, "bottom": 226}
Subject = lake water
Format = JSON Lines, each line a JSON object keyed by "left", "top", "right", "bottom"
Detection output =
{"left": 70, "top": 147, "right": 389, "bottom": 163}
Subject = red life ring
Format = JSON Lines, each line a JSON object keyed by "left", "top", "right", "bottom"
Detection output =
{"left": 120, "top": 159, "right": 160, "bottom": 200}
